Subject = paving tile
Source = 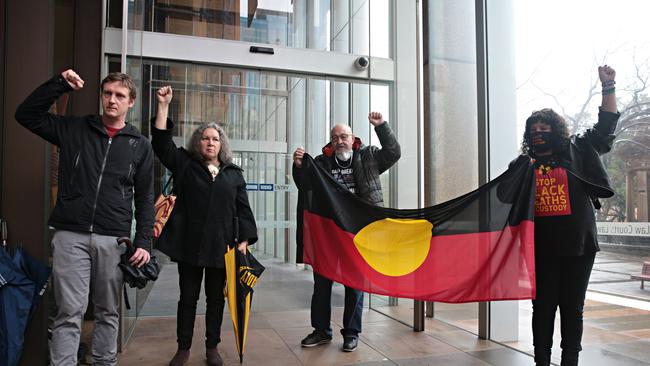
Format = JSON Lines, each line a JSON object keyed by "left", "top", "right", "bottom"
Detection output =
{"left": 618, "top": 329, "right": 650, "bottom": 339}
{"left": 581, "top": 324, "right": 638, "bottom": 345}
{"left": 579, "top": 346, "right": 650, "bottom": 366}
{"left": 117, "top": 256, "right": 650, "bottom": 365}
{"left": 220, "top": 328, "right": 303, "bottom": 366}
{"left": 467, "top": 348, "right": 534, "bottom": 366}
{"left": 360, "top": 322, "right": 460, "bottom": 360}
{"left": 583, "top": 307, "right": 650, "bottom": 319}
{"left": 343, "top": 360, "right": 398, "bottom": 366}
{"left": 260, "top": 309, "right": 312, "bottom": 329}
{"left": 393, "top": 352, "right": 492, "bottom": 366}
{"left": 599, "top": 340, "right": 650, "bottom": 364}
{"left": 587, "top": 318, "right": 650, "bottom": 332}
{"left": 426, "top": 328, "right": 502, "bottom": 352}
{"left": 274, "top": 325, "right": 390, "bottom": 366}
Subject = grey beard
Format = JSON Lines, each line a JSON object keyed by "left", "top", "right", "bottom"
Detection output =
{"left": 335, "top": 150, "right": 353, "bottom": 161}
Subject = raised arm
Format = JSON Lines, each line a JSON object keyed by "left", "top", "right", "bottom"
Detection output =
{"left": 588, "top": 65, "right": 620, "bottom": 154}
{"left": 14, "top": 69, "right": 84, "bottom": 145}
{"left": 154, "top": 86, "right": 172, "bottom": 130}
{"left": 368, "top": 112, "right": 401, "bottom": 173}
{"left": 599, "top": 65, "right": 617, "bottom": 113}
{"left": 151, "top": 86, "right": 185, "bottom": 173}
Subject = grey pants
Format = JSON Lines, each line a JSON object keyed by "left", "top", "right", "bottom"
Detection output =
{"left": 49, "top": 230, "right": 123, "bottom": 366}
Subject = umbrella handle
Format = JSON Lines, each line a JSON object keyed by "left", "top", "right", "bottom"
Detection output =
{"left": 116, "top": 236, "right": 134, "bottom": 249}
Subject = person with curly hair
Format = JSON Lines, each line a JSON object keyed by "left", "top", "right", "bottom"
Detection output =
{"left": 151, "top": 86, "right": 257, "bottom": 366}
{"left": 520, "top": 66, "right": 619, "bottom": 366}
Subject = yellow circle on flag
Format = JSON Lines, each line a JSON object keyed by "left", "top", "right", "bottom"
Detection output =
{"left": 353, "top": 218, "right": 432, "bottom": 277}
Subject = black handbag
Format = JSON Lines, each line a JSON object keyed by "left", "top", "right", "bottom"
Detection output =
{"left": 117, "top": 237, "right": 160, "bottom": 308}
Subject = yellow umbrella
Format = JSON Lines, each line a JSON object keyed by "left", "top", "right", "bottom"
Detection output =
{"left": 224, "top": 230, "right": 264, "bottom": 363}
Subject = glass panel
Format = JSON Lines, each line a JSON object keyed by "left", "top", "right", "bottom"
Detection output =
{"left": 423, "top": 0, "right": 480, "bottom": 335}
{"left": 363, "top": 81, "right": 415, "bottom": 327}
{"left": 369, "top": 0, "right": 390, "bottom": 58}
{"left": 350, "top": 0, "right": 369, "bottom": 55}
{"left": 117, "top": 58, "right": 405, "bottom": 339}
{"left": 370, "top": 83, "right": 391, "bottom": 219}
{"left": 107, "top": 0, "right": 392, "bottom": 56}
{"left": 122, "top": 0, "right": 148, "bottom": 346}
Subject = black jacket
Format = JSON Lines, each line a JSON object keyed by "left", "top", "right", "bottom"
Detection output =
{"left": 15, "top": 75, "right": 155, "bottom": 249}
{"left": 293, "top": 122, "right": 401, "bottom": 206}
{"left": 563, "top": 110, "right": 620, "bottom": 199}
{"left": 151, "top": 120, "right": 258, "bottom": 268}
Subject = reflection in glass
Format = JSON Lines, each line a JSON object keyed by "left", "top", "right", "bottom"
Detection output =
{"left": 113, "top": 58, "right": 394, "bottom": 264}
{"left": 423, "top": 0, "right": 480, "bottom": 335}
{"left": 107, "top": 0, "right": 391, "bottom": 57}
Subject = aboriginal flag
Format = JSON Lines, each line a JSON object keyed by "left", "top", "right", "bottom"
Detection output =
{"left": 296, "top": 154, "right": 536, "bottom": 303}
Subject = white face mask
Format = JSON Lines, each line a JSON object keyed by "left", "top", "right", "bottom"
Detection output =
{"left": 335, "top": 150, "right": 353, "bottom": 161}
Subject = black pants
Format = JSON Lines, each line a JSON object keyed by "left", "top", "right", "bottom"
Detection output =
{"left": 311, "top": 272, "right": 364, "bottom": 338}
{"left": 176, "top": 261, "right": 226, "bottom": 350}
{"left": 532, "top": 254, "right": 595, "bottom": 365}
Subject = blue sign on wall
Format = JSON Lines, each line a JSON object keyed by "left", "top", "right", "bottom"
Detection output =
{"left": 246, "top": 183, "right": 259, "bottom": 191}
{"left": 259, "top": 184, "right": 274, "bottom": 191}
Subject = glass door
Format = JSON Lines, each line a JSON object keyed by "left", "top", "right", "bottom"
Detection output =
{"left": 134, "top": 59, "right": 409, "bottom": 324}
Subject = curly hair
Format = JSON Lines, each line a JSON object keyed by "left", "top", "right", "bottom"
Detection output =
{"left": 520, "top": 108, "right": 570, "bottom": 155}
{"left": 187, "top": 122, "right": 234, "bottom": 165}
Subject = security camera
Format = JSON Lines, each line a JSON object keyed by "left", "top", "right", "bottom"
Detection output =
{"left": 355, "top": 56, "right": 369, "bottom": 70}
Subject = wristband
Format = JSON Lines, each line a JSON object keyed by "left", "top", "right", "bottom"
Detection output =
{"left": 602, "top": 87, "right": 616, "bottom": 95}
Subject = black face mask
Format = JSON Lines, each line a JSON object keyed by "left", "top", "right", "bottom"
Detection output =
{"left": 530, "top": 131, "right": 561, "bottom": 154}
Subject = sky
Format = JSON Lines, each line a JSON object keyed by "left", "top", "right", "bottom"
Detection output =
{"left": 514, "top": 0, "right": 650, "bottom": 136}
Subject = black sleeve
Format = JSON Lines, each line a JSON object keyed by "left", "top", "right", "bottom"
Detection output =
{"left": 133, "top": 139, "right": 155, "bottom": 250}
{"left": 151, "top": 117, "right": 186, "bottom": 174}
{"left": 15, "top": 75, "right": 76, "bottom": 146}
{"left": 236, "top": 172, "right": 258, "bottom": 245}
{"left": 585, "top": 109, "right": 620, "bottom": 155}
{"left": 292, "top": 163, "right": 302, "bottom": 189}
{"left": 372, "top": 122, "right": 402, "bottom": 174}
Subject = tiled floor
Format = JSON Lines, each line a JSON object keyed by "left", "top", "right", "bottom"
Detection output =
{"left": 118, "top": 310, "right": 535, "bottom": 365}
{"left": 115, "top": 252, "right": 650, "bottom": 365}
{"left": 430, "top": 251, "right": 650, "bottom": 366}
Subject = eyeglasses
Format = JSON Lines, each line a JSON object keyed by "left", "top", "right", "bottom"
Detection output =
{"left": 330, "top": 134, "right": 351, "bottom": 142}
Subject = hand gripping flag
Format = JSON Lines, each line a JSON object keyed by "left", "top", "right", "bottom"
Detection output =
{"left": 296, "top": 154, "right": 536, "bottom": 303}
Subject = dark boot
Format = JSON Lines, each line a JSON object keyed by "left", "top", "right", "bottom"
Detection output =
{"left": 534, "top": 348, "right": 551, "bottom": 366}
{"left": 206, "top": 346, "right": 223, "bottom": 366}
{"left": 169, "top": 348, "right": 190, "bottom": 366}
{"left": 560, "top": 354, "right": 579, "bottom": 366}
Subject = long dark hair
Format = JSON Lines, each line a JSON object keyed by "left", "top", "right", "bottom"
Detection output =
{"left": 521, "top": 108, "right": 570, "bottom": 156}
{"left": 187, "top": 122, "right": 233, "bottom": 165}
